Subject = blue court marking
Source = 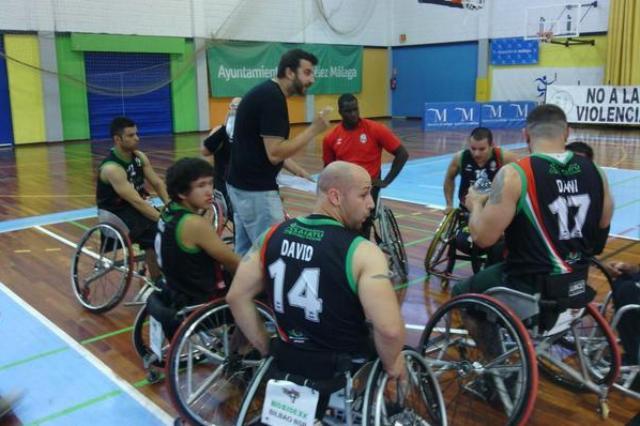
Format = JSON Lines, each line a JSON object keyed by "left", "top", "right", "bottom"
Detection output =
{"left": 382, "top": 149, "right": 640, "bottom": 240}
{"left": 0, "top": 198, "right": 164, "bottom": 234}
{"left": 0, "top": 207, "right": 96, "bottom": 234}
{"left": 0, "top": 283, "right": 171, "bottom": 425}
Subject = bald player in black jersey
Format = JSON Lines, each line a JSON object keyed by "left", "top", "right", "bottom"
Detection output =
{"left": 96, "top": 117, "right": 169, "bottom": 280}
{"left": 453, "top": 104, "right": 614, "bottom": 302}
{"left": 227, "top": 161, "right": 406, "bottom": 421}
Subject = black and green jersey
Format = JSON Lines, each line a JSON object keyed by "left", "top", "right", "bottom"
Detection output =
{"left": 505, "top": 153, "right": 604, "bottom": 277}
{"left": 96, "top": 148, "right": 147, "bottom": 211}
{"left": 155, "top": 202, "right": 219, "bottom": 303}
{"left": 458, "top": 147, "right": 503, "bottom": 205}
{"left": 261, "top": 214, "right": 369, "bottom": 353}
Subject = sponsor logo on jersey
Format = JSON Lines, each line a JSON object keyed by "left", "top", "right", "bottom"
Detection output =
{"left": 359, "top": 133, "right": 367, "bottom": 144}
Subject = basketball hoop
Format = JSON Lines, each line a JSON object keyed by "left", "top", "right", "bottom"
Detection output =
{"left": 537, "top": 31, "right": 554, "bottom": 43}
{"left": 461, "top": 0, "right": 485, "bottom": 10}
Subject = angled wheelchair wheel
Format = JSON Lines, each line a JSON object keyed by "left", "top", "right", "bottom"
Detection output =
{"left": 589, "top": 257, "right": 615, "bottom": 320}
{"left": 537, "top": 303, "right": 621, "bottom": 392}
{"left": 167, "top": 300, "right": 275, "bottom": 426}
{"left": 419, "top": 294, "right": 538, "bottom": 426}
{"left": 70, "top": 223, "right": 133, "bottom": 313}
{"left": 424, "top": 210, "right": 458, "bottom": 276}
{"left": 362, "top": 348, "right": 447, "bottom": 426}
{"left": 381, "top": 205, "right": 409, "bottom": 285}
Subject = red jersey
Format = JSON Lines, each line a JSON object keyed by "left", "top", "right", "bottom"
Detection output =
{"left": 322, "top": 118, "right": 402, "bottom": 179}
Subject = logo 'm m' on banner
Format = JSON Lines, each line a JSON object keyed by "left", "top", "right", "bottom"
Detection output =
{"left": 208, "top": 41, "right": 362, "bottom": 97}
{"left": 423, "top": 101, "right": 537, "bottom": 130}
{"left": 481, "top": 101, "right": 537, "bottom": 129}
{"left": 423, "top": 102, "right": 480, "bottom": 130}
{"left": 546, "top": 85, "right": 640, "bottom": 126}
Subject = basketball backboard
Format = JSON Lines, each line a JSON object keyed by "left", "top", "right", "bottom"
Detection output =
{"left": 524, "top": 3, "right": 582, "bottom": 41}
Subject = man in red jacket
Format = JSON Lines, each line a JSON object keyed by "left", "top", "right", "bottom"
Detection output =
{"left": 323, "top": 94, "right": 409, "bottom": 237}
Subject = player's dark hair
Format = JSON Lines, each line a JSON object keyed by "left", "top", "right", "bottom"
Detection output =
{"left": 469, "top": 127, "right": 493, "bottom": 145}
{"left": 526, "top": 104, "right": 568, "bottom": 140}
{"left": 565, "top": 141, "right": 594, "bottom": 160}
{"left": 110, "top": 116, "right": 136, "bottom": 138}
{"left": 166, "top": 157, "right": 214, "bottom": 202}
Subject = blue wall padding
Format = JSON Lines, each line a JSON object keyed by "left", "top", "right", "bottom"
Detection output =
{"left": 392, "top": 42, "right": 478, "bottom": 117}
{"left": 85, "top": 52, "right": 172, "bottom": 139}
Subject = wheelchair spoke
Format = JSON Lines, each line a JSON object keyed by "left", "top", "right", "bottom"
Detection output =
{"left": 186, "top": 363, "right": 227, "bottom": 405}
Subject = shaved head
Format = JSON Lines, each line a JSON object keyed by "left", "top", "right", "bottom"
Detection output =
{"left": 315, "top": 161, "right": 373, "bottom": 231}
{"left": 317, "top": 161, "right": 360, "bottom": 194}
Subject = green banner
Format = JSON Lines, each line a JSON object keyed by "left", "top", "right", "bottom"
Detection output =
{"left": 208, "top": 41, "right": 362, "bottom": 97}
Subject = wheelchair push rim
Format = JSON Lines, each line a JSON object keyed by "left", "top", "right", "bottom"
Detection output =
{"left": 167, "top": 300, "right": 275, "bottom": 426}
{"left": 70, "top": 223, "right": 133, "bottom": 313}
{"left": 419, "top": 293, "right": 538, "bottom": 426}
{"left": 424, "top": 210, "right": 458, "bottom": 279}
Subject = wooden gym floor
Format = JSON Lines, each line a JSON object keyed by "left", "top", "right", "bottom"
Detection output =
{"left": 0, "top": 119, "right": 639, "bottom": 425}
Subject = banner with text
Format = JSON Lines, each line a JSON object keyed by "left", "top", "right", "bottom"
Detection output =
{"left": 491, "top": 67, "right": 604, "bottom": 102}
{"left": 481, "top": 101, "right": 537, "bottom": 129}
{"left": 546, "top": 85, "right": 640, "bottom": 126}
{"left": 423, "top": 102, "right": 481, "bottom": 130}
{"left": 208, "top": 41, "right": 362, "bottom": 97}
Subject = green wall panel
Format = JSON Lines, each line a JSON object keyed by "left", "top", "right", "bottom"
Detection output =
{"left": 170, "top": 40, "right": 198, "bottom": 133}
{"left": 56, "top": 34, "right": 90, "bottom": 140}
{"left": 70, "top": 33, "right": 184, "bottom": 54}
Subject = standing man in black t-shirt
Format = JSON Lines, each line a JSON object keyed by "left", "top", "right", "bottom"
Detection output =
{"left": 226, "top": 49, "right": 332, "bottom": 255}
{"left": 452, "top": 104, "right": 614, "bottom": 299}
{"left": 226, "top": 161, "right": 406, "bottom": 421}
{"left": 96, "top": 116, "right": 169, "bottom": 280}
{"left": 201, "top": 97, "right": 241, "bottom": 217}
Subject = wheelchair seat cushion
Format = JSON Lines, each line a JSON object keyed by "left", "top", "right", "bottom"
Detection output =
{"left": 540, "top": 268, "right": 596, "bottom": 310}
{"left": 269, "top": 338, "right": 372, "bottom": 392}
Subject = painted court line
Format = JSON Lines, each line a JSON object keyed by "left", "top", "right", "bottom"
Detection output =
{"left": 0, "top": 207, "right": 96, "bottom": 234}
{"left": 0, "top": 281, "right": 173, "bottom": 425}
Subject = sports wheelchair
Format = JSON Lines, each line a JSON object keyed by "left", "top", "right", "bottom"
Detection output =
{"left": 236, "top": 347, "right": 447, "bottom": 426}
{"left": 132, "top": 289, "right": 276, "bottom": 426}
{"left": 586, "top": 258, "right": 640, "bottom": 399}
{"left": 71, "top": 200, "right": 228, "bottom": 313}
{"left": 420, "top": 279, "right": 621, "bottom": 425}
{"left": 70, "top": 209, "right": 158, "bottom": 313}
{"left": 424, "top": 208, "right": 498, "bottom": 288}
{"left": 373, "top": 193, "right": 409, "bottom": 286}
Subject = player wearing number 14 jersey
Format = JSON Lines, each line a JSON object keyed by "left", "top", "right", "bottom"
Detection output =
{"left": 227, "top": 161, "right": 406, "bottom": 421}
{"left": 452, "top": 104, "right": 614, "bottom": 303}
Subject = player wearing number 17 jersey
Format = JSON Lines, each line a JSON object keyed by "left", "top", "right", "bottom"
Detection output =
{"left": 453, "top": 104, "right": 614, "bottom": 302}
{"left": 227, "top": 161, "right": 406, "bottom": 421}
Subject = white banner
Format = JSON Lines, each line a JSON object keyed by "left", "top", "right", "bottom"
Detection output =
{"left": 546, "top": 85, "right": 640, "bottom": 125}
{"left": 491, "top": 67, "right": 604, "bottom": 102}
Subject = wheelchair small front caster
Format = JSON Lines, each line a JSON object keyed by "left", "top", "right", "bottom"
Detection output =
{"left": 147, "top": 369, "right": 162, "bottom": 384}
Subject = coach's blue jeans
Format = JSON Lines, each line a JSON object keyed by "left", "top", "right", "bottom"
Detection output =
{"left": 226, "top": 184, "right": 285, "bottom": 256}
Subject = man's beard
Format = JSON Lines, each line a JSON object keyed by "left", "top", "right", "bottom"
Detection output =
{"left": 293, "top": 77, "right": 306, "bottom": 96}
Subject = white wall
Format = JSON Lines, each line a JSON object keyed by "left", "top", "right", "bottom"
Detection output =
{"left": 391, "top": 0, "right": 610, "bottom": 46}
{"left": 0, "top": 0, "right": 391, "bottom": 46}
{"left": 0, "top": 0, "right": 610, "bottom": 46}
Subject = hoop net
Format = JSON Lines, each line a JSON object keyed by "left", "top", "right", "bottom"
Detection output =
{"left": 461, "top": 0, "right": 485, "bottom": 10}
{"left": 537, "top": 31, "right": 554, "bottom": 43}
